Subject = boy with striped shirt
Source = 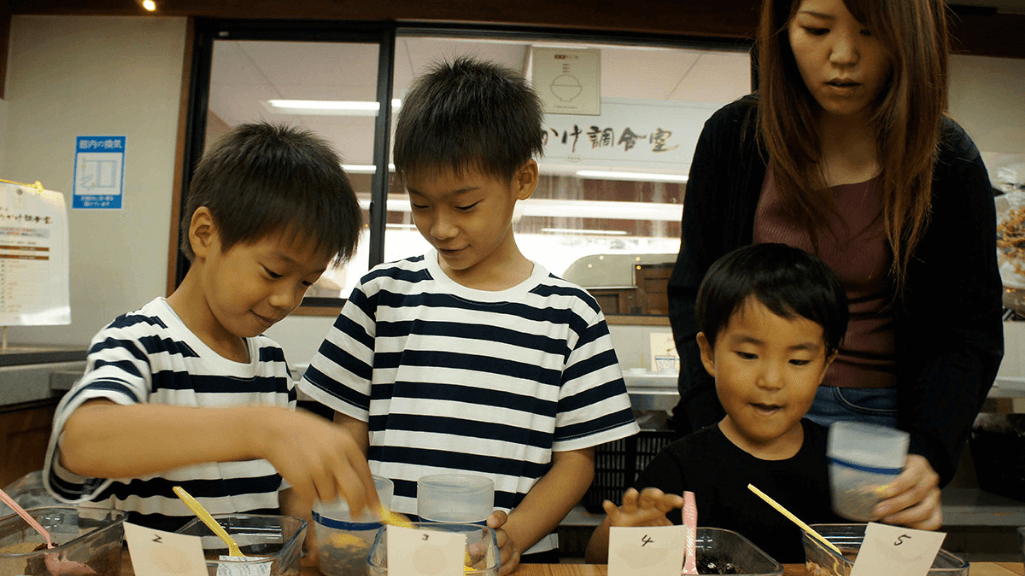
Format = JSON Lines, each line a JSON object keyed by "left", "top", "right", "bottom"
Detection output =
{"left": 299, "top": 57, "right": 639, "bottom": 574}
{"left": 44, "top": 123, "right": 378, "bottom": 531}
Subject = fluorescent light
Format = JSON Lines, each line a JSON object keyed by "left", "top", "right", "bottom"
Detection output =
{"left": 266, "top": 99, "right": 402, "bottom": 117}
{"left": 542, "top": 228, "right": 628, "bottom": 235}
{"left": 342, "top": 164, "right": 396, "bottom": 174}
{"left": 357, "top": 196, "right": 682, "bottom": 222}
{"left": 576, "top": 170, "right": 688, "bottom": 183}
{"left": 142, "top": 0, "right": 156, "bottom": 10}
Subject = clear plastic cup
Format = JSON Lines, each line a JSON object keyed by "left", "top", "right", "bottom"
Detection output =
{"left": 417, "top": 474, "right": 494, "bottom": 524}
{"left": 827, "top": 421, "right": 909, "bottom": 521}
{"left": 314, "top": 475, "right": 394, "bottom": 576}
{"left": 367, "top": 522, "right": 500, "bottom": 576}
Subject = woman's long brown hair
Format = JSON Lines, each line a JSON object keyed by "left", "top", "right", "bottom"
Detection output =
{"left": 757, "top": 0, "right": 949, "bottom": 296}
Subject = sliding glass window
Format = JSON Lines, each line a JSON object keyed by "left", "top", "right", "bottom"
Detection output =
{"left": 181, "top": 23, "right": 751, "bottom": 317}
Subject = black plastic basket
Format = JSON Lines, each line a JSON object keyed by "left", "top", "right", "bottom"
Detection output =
{"left": 969, "top": 414, "right": 1025, "bottom": 503}
{"left": 582, "top": 430, "right": 677, "bottom": 513}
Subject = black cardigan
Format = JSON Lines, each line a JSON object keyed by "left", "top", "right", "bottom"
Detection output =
{"left": 667, "top": 94, "right": 1004, "bottom": 485}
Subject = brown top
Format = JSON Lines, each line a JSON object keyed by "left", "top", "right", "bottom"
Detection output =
{"left": 753, "top": 166, "right": 896, "bottom": 389}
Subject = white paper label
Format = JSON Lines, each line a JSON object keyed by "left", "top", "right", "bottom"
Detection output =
{"left": 124, "top": 522, "right": 209, "bottom": 576}
{"left": 849, "top": 522, "right": 946, "bottom": 576}
{"left": 608, "top": 525, "right": 687, "bottom": 576}
{"left": 386, "top": 525, "right": 467, "bottom": 576}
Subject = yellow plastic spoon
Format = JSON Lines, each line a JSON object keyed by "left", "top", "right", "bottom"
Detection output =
{"left": 172, "top": 486, "right": 244, "bottom": 557}
{"left": 747, "top": 483, "right": 843, "bottom": 555}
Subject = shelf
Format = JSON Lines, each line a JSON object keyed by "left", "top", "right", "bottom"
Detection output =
{"left": 941, "top": 488, "right": 1025, "bottom": 527}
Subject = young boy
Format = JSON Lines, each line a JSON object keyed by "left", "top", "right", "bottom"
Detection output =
{"left": 298, "top": 57, "right": 639, "bottom": 572}
{"left": 586, "top": 243, "right": 853, "bottom": 563}
{"left": 43, "top": 123, "right": 379, "bottom": 531}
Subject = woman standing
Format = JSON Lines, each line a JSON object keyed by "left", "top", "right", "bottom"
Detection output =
{"left": 668, "top": 0, "right": 1002, "bottom": 528}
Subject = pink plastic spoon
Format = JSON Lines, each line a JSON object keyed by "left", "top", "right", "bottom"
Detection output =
{"left": 0, "top": 487, "right": 97, "bottom": 575}
{"left": 682, "top": 491, "right": 698, "bottom": 575}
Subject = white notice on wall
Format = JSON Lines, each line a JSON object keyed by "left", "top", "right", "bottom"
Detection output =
{"left": 0, "top": 182, "right": 71, "bottom": 325}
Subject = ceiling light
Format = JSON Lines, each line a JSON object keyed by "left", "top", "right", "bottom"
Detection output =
{"left": 142, "top": 0, "right": 156, "bottom": 10}
{"left": 542, "top": 228, "right": 628, "bottom": 235}
{"left": 575, "top": 170, "right": 688, "bottom": 183}
{"left": 342, "top": 164, "right": 395, "bottom": 174}
{"left": 266, "top": 99, "right": 402, "bottom": 116}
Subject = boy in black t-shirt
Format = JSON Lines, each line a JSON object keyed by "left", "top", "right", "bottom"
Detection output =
{"left": 586, "top": 243, "right": 851, "bottom": 563}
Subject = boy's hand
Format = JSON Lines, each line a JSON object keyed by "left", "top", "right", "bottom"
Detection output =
{"left": 603, "top": 487, "right": 685, "bottom": 527}
{"left": 486, "top": 510, "right": 520, "bottom": 576}
{"left": 256, "top": 408, "right": 380, "bottom": 517}
{"left": 873, "top": 454, "right": 942, "bottom": 530}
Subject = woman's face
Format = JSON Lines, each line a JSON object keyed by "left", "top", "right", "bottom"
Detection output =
{"left": 787, "top": 0, "right": 892, "bottom": 123}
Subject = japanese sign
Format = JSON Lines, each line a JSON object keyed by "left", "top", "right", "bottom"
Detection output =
{"left": 540, "top": 97, "right": 720, "bottom": 172}
{"left": 73, "top": 135, "right": 125, "bottom": 209}
{"left": 532, "top": 47, "right": 602, "bottom": 116}
{"left": 0, "top": 182, "right": 71, "bottom": 326}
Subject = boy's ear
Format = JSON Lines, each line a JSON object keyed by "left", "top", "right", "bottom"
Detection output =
{"left": 513, "top": 159, "right": 539, "bottom": 201}
{"left": 188, "top": 207, "right": 218, "bottom": 260}
{"left": 696, "top": 332, "right": 716, "bottom": 377}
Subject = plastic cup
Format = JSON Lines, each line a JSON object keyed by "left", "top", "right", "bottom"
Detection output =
{"left": 314, "top": 475, "right": 394, "bottom": 576}
{"left": 367, "top": 522, "right": 500, "bottom": 576}
{"left": 827, "top": 421, "right": 909, "bottom": 521}
{"left": 417, "top": 474, "right": 494, "bottom": 524}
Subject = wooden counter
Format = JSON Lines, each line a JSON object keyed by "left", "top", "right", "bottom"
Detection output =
{"left": 117, "top": 553, "right": 1024, "bottom": 576}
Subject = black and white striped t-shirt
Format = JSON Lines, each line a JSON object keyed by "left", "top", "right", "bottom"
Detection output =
{"left": 44, "top": 297, "right": 293, "bottom": 532}
{"left": 300, "top": 252, "right": 639, "bottom": 554}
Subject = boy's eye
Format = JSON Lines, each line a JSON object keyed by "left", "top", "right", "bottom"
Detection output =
{"left": 735, "top": 351, "right": 757, "bottom": 360}
{"left": 411, "top": 203, "right": 428, "bottom": 210}
{"left": 789, "top": 359, "right": 812, "bottom": 366}
{"left": 860, "top": 28, "right": 873, "bottom": 37}
{"left": 803, "top": 26, "right": 829, "bottom": 36}
{"left": 263, "top": 266, "right": 283, "bottom": 279}
{"left": 456, "top": 201, "right": 480, "bottom": 211}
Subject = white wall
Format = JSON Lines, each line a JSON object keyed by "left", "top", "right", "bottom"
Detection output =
{"left": 948, "top": 54, "right": 1025, "bottom": 187}
{"left": 1, "top": 16, "right": 187, "bottom": 347}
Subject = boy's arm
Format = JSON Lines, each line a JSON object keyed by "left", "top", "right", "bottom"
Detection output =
{"left": 61, "top": 400, "right": 379, "bottom": 514}
{"left": 502, "top": 446, "right": 595, "bottom": 557}
{"left": 333, "top": 411, "right": 370, "bottom": 457}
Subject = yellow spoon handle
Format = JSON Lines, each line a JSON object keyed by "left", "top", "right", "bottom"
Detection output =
{"left": 747, "top": 484, "right": 843, "bottom": 555}
{"left": 173, "top": 486, "right": 245, "bottom": 557}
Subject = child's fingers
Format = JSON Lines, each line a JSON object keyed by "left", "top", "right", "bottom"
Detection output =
{"left": 657, "top": 493, "right": 685, "bottom": 514}
{"left": 620, "top": 488, "right": 641, "bottom": 512}
{"left": 637, "top": 487, "right": 667, "bottom": 509}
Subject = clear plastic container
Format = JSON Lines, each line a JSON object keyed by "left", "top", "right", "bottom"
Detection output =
{"left": 690, "top": 527, "right": 784, "bottom": 576}
{"left": 367, "top": 522, "right": 499, "bottom": 576}
{"left": 827, "top": 421, "right": 909, "bottom": 521}
{"left": 417, "top": 474, "right": 494, "bottom": 524}
{"left": 802, "top": 524, "right": 969, "bottom": 576}
{"left": 0, "top": 506, "right": 126, "bottom": 576}
{"left": 314, "top": 475, "right": 394, "bottom": 576}
{"left": 174, "top": 513, "right": 306, "bottom": 576}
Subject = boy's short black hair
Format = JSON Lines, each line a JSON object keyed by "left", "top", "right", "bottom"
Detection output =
{"left": 393, "top": 56, "right": 544, "bottom": 181}
{"left": 696, "top": 243, "right": 849, "bottom": 356}
{"left": 181, "top": 122, "right": 362, "bottom": 264}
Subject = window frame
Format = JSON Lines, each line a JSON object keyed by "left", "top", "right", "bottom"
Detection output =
{"left": 174, "top": 19, "right": 753, "bottom": 316}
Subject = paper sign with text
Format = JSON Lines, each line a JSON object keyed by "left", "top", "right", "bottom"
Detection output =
{"left": 124, "top": 522, "right": 209, "bottom": 576}
{"left": 849, "top": 523, "right": 946, "bottom": 576}
{"left": 386, "top": 525, "right": 467, "bottom": 576}
{"left": 608, "top": 525, "right": 687, "bottom": 576}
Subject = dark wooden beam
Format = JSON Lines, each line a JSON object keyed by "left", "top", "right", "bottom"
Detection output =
{"left": 4, "top": 0, "right": 1023, "bottom": 59}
